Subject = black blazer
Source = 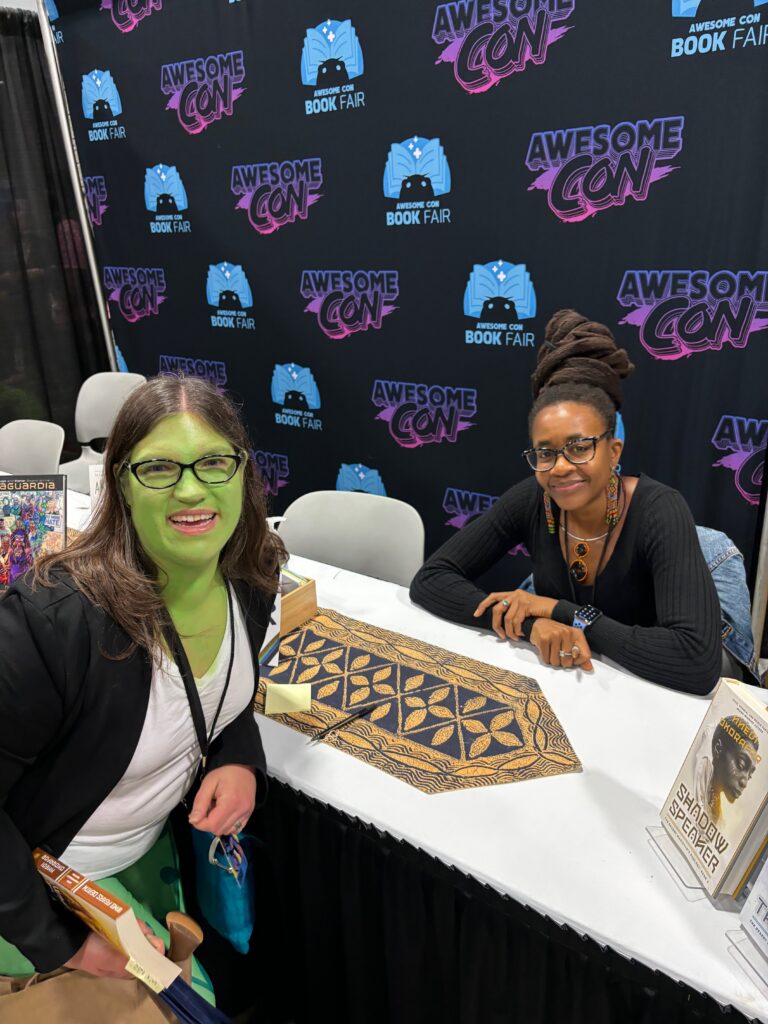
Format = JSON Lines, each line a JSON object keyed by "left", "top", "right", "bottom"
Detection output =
{"left": 0, "top": 570, "right": 273, "bottom": 972}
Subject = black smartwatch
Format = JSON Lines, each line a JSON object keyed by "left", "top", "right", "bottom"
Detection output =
{"left": 573, "top": 605, "right": 602, "bottom": 631}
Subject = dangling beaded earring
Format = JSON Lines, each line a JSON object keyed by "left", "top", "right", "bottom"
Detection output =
{"left": 543, "top": 491, "right": 555, "bottom": 534}
{"left": 605, "top": 470, "right": 620, "bottom": 528}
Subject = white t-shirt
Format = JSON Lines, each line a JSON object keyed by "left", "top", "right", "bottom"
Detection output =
{"left": 62, "top": 589, "right": 255, "bottom": 879}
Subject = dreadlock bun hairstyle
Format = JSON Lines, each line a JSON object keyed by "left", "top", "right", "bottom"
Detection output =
{"left": 528, "top": 309, "right": 636, "bottom": 436}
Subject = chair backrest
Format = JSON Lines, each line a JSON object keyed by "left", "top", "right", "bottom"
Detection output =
{"left": 75, "top": 372, "right": 146, "bottom": 444}
{"left": 0, "top": 420, "right": 66, "bottom": 474}
{"left": 278, "top": 490, "right": 425, "bottom": 587}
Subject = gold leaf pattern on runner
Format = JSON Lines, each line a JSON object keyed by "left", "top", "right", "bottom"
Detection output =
{"left": 372, "top": 666, "right": 392, "bottom": 682}
{"left": 490, "top": 711, "right": 515, "bottom": 731}
{"left": 525, "top": 698, "right": 542, "bottom": 727}
{"left": 303, "top": 640, "right": 326, "bottom": 653}
{"left": 338, "top": 732, "right": 375, "bottom": 751}
{"left": 469, "top": 734, "right": 492, "bottom": 758}
{"left": 429, "top": 705, "right": 454, "bottom": 720}
{"left": 279, "top": 644, "right": 296, "bottom": 658}
{"left": 350, "top": 674, "right": 369, "bottom": 687}
{"left": 543, "top": 751, "right": 576, "bottom": 766}
{"left": 493, "top": 731, "right": 523, "bottom": 748}
{"left": 267, "top": 660, "right": 291, "bottom": 676}
{"left": 395, "top": 646, "right": 432, "bottom": 662}
{"left": 297, "top": 664, "right": 321, "bottom": 683}
{"left": 317, "top": 682, "right": 339, "bottom": 699}
{"left": 370, "top": 703, "right": 391, "bottom": 722}
{"left": 349, "top": 686, "right": 371, "bottom": 705}
{"left": 463, "top": 719, "right": 487, "bottom": 734}
{"left": 431, "top": 725, "right": 455, "bottom": 746}
{"left": 300, "top": 656, "right": 319, "bottom": 666}
{"left": 351, "top": 654, "right": 371, "bottom": 670}
{"left": 499, "top": 753, "right": 539, "bottom": 770}
{"left": 404, "top": 696, "right": 425, "bottom": 708}
{"left": 404, "top": 709, "right": 427, "bottom": 730}
{"left": 462, "top": 695, "right": 487, "bottom": 714}
{"left": 454, "top": 764, "right": 497, "bottom": 777}
{"left": 404, "top": 674, "right": 424, "bottom": 691}
{"left": 427, "top": 687, "right": 450, "bottom": 704}
{"left": 374, "top": 683, "right": 396, "bottom": 695}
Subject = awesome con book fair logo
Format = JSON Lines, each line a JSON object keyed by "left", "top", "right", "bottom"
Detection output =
{"left": 232, "top": 159, "right": 323, "bottom": 235}
{"left": 271, "top": 363, "right": 323, "bottom": 431}
{"left": 161, "top": 50, "right": 245, "bottom": 134}
{"left": 383, "top": 137, "right": 451, "bottom": 227}
{"left": 159, "top": 354, "right": 227, "bottom": 388}
{"left": 432, "top": 0, "right": 575, "bottom": 93}
{"left": 670, "top": 0, "right": 767, "bottom": 57}
{"left": 711, "top": 415, "right": 766, "bottom": 505}
{"left": 463, "top": 260, "right": 536, "bottom": 347}
{"left": 81, "top": 69, "right": 126, "bottom": 142}
{"left": 372, "top": 381, "right": 477, "bottom": 448}
{"left": 104, "top": 267, "right": 166, "bottom": 322}
{"left": 301, "top": 270, "right": 399, "bottom": 339}
{"left": 206, "top": 262, "right": 255, "bottom": 330}
{"left": 337, "top": 463, "right": 386, "bottom": 495}
{"left": 442, "top": 487, "right": 530, "bottom": 556}
{"left": 144, "top": 164, "right": 191, "bottom": 234}
{"left": 617, "top": 270, "right": 768, "bottom": 359}
{"left": 301, "top": 18, "right": 365, "bottom": 115}
{"left": 526, "top": 116, "right": 684, "bottom": 222}
{"left": 101, "top": 0, "right": 162, "bottom": 33}
{"left": 253, "top": 450, "right": 290, "bottom": 497}
{"left": 84, "top": 176, "right": 108, "bottom": 226}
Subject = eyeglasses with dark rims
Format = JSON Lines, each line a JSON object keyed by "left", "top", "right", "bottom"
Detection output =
{"left": 123, "top": 451, "right": 246, "bottom": 490}
{"left": 521, "top": 430, "right": 612, "bottom": 473}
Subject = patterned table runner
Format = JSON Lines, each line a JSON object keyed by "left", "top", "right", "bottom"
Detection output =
{"left": 257, "top": 609, "right": 580, "bottom": 794}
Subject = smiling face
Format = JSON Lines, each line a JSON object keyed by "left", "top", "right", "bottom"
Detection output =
{"left": 120, "top": 412, "right": 245, "bottom": 575}
{"left": 530, "top": 401, "right": 622, "bottom": 513}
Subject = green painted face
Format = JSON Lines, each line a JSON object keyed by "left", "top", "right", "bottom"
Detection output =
{"left": 121, "top": 412, "right": 245, "bottom": 575}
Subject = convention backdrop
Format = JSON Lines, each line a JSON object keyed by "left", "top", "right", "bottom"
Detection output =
{"left": 47, "top": 0, "right": 768, "bottom": 586}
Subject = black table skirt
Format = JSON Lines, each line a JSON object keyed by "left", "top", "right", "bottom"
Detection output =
{"left": 200, "top": 780, "right": 755, "bottom": 1024}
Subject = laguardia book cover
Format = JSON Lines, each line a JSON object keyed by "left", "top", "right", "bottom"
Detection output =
{"left": 661, "top": 679, "right": 768, "bottom": 898}
{"left": 0, "top": 476, "right": 66, "bottom": 591}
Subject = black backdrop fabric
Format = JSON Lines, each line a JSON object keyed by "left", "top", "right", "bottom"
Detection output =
{"left": 49, "top": 0, "right": 767, "bottom": 583}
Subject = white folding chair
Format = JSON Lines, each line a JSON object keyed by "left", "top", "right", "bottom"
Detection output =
{"left": 59, "top": 372, "right": 145, "bottom": 493}
{"left": 0, "top": 419, "right": 65, "bottom": 475}
{"left": 277, "top": 490, "right": 425, "bottom": 587}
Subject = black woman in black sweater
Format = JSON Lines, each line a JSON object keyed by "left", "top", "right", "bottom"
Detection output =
{"left": 410, "top": 309, "right": 722, "bottom": 696}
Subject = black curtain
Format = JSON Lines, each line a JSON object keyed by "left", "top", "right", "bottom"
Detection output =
{"left": 0, "top": 8, "right": 108, "bottom": 454}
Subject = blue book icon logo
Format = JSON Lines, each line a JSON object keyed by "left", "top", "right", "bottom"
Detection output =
{"left": 45, "top": 0, "right": 59, "bottom": 20}
{"left": 81, "top": 69, "right": 122, "bottom": 119}
{"left": 271, "top": 363, "right": 321, "bottom": 410}
{"left": 144, "top": 164, "right": 188, "bottom": 214}
{"left": 383, "top": 137, "right": 451, "bottom": 200}
{"left": 336, "top": 463, "right": 386, "bottom": 496}
{"left": 206, "top": 262, "right": 253, "bottom": 309}
{"left": 301, "top": 19, "right": 364, "bottom": 86}
{"left": 463, "top": 261, "right": 536, "bottom": 321}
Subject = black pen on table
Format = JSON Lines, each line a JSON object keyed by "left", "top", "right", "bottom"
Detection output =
{"left": 310, "top": 704, "right": 376, "bottom": 745}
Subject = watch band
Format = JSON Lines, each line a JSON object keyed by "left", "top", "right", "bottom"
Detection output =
{"left": 573, "top": 604, "right": 602, "bottom": 631}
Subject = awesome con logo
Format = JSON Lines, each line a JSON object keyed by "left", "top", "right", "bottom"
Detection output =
{"left": 617, "top": 270, "right": 768, "bottom": 359}
{"left": 464, "top": 260, "right": 536, "bottom": 347}
{"left": 671, "top": 1, "right": 767, "bottom": 57}
{"left": 159, "top": 354, "right": 227, "bottom": 387}
{"left": 101, "top": 0, "right": 162, "bottom": 33}
{"left": 383, "top": 137, "right": 452, "bottom": 227}
{"left": 372, "top": 380, "right": 477, "bottom": 448}
{"left": 711, "top": 415, "right": 766, "bottom": 505}
{"left": 301, "top": 18, "right": 365, "bottom": 115}
{"left": 84, "top": 176, "right": 108, "bottom": 226}
{"left": 144, "top": 164, "right": 191, "bottom": 234}
{"left": 271, "top": 363, "right": 323, "bottom": 431}
{"left": 104, "top": 267, "right": 166, "bottom": 322}
{"left": 526, "top": 116, "right": 684, "bottom": 222}
{"left": 81, "top": 69, "right": 126, "bottom": 142}
{"left": 161, "top": 50, "right": 245, "bottom": 135}
{"left": 337, "top": 463, "right": 386, "bottom": 496}
{"left": 206, "top": 262, "right": 255, "bottom": 330}
{"left": 232, "top": 159, "right": 323, "bottom": 235}
{"left": 301, "top": 270, "right": 399, "bottom": 339}
{"left": 433, "top": 0, "right": 575, "bottom": 94}
{"left": 253, "top": 450, "right": 290, "bottom": 497}
{"left": 442, "top": 488, "right": 531, "bottom": 556}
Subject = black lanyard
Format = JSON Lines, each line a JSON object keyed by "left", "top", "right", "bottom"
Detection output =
{"left": 166, "top": 583, "right": 236, "bottom": 776}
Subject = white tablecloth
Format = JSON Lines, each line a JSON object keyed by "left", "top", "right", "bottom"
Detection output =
{"left": 255, "top": 554, "right": 768, "bottom": 1024}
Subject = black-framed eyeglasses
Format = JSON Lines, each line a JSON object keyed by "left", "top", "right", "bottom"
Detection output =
{"left": 521, "top": 430, "right": 612, "bottom": 473}
{"left": 124, "top": 452, "right": 246, "bottom": 490}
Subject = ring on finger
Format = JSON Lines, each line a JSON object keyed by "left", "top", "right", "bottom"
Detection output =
{"left": 500, "top": 598, "right": 510, "bottom": 608}
{"left": 559, "top": 649, "right": 574, "bottom": 660}
{"left": 571, "top": 644, "right": 581, "bottom": 659}
{"left": 232, "top": 819, "right": 244, "bottom": 834}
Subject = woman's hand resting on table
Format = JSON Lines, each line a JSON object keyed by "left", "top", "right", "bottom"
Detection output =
{"left": 64, "top": 921, "right": 164, "bottom": 978}
{"left": 530, "top": 619, "right": 593, "bottom": 670}
{"left": 473, "top": 590, "right": 557, "bottom": 640}
{"left": 188, "top": 763, "right": 256, "bottom": 836}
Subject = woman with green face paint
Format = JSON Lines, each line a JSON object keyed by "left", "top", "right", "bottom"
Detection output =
{"left": 0, "top": 376, "right": 284, "bottom": 1013}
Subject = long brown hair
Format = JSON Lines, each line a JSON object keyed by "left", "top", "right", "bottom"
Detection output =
{"left": 35, "top": 375, "right": 285, "bottom": 657}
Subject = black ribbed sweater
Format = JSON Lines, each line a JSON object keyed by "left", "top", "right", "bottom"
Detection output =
{"left": 410, "top": 475, "right": 721, "bottom": 695}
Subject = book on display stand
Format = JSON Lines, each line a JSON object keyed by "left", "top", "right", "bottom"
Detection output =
{"left": 725, "top": 854, "right": 768, "bottom": 998}
{"left": 0, "top": 474, "right": 67, "bottom": 591}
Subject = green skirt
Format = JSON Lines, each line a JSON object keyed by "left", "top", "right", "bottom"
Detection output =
{"left": 0, "top": 826, "right": 215, "bottom": 1006}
